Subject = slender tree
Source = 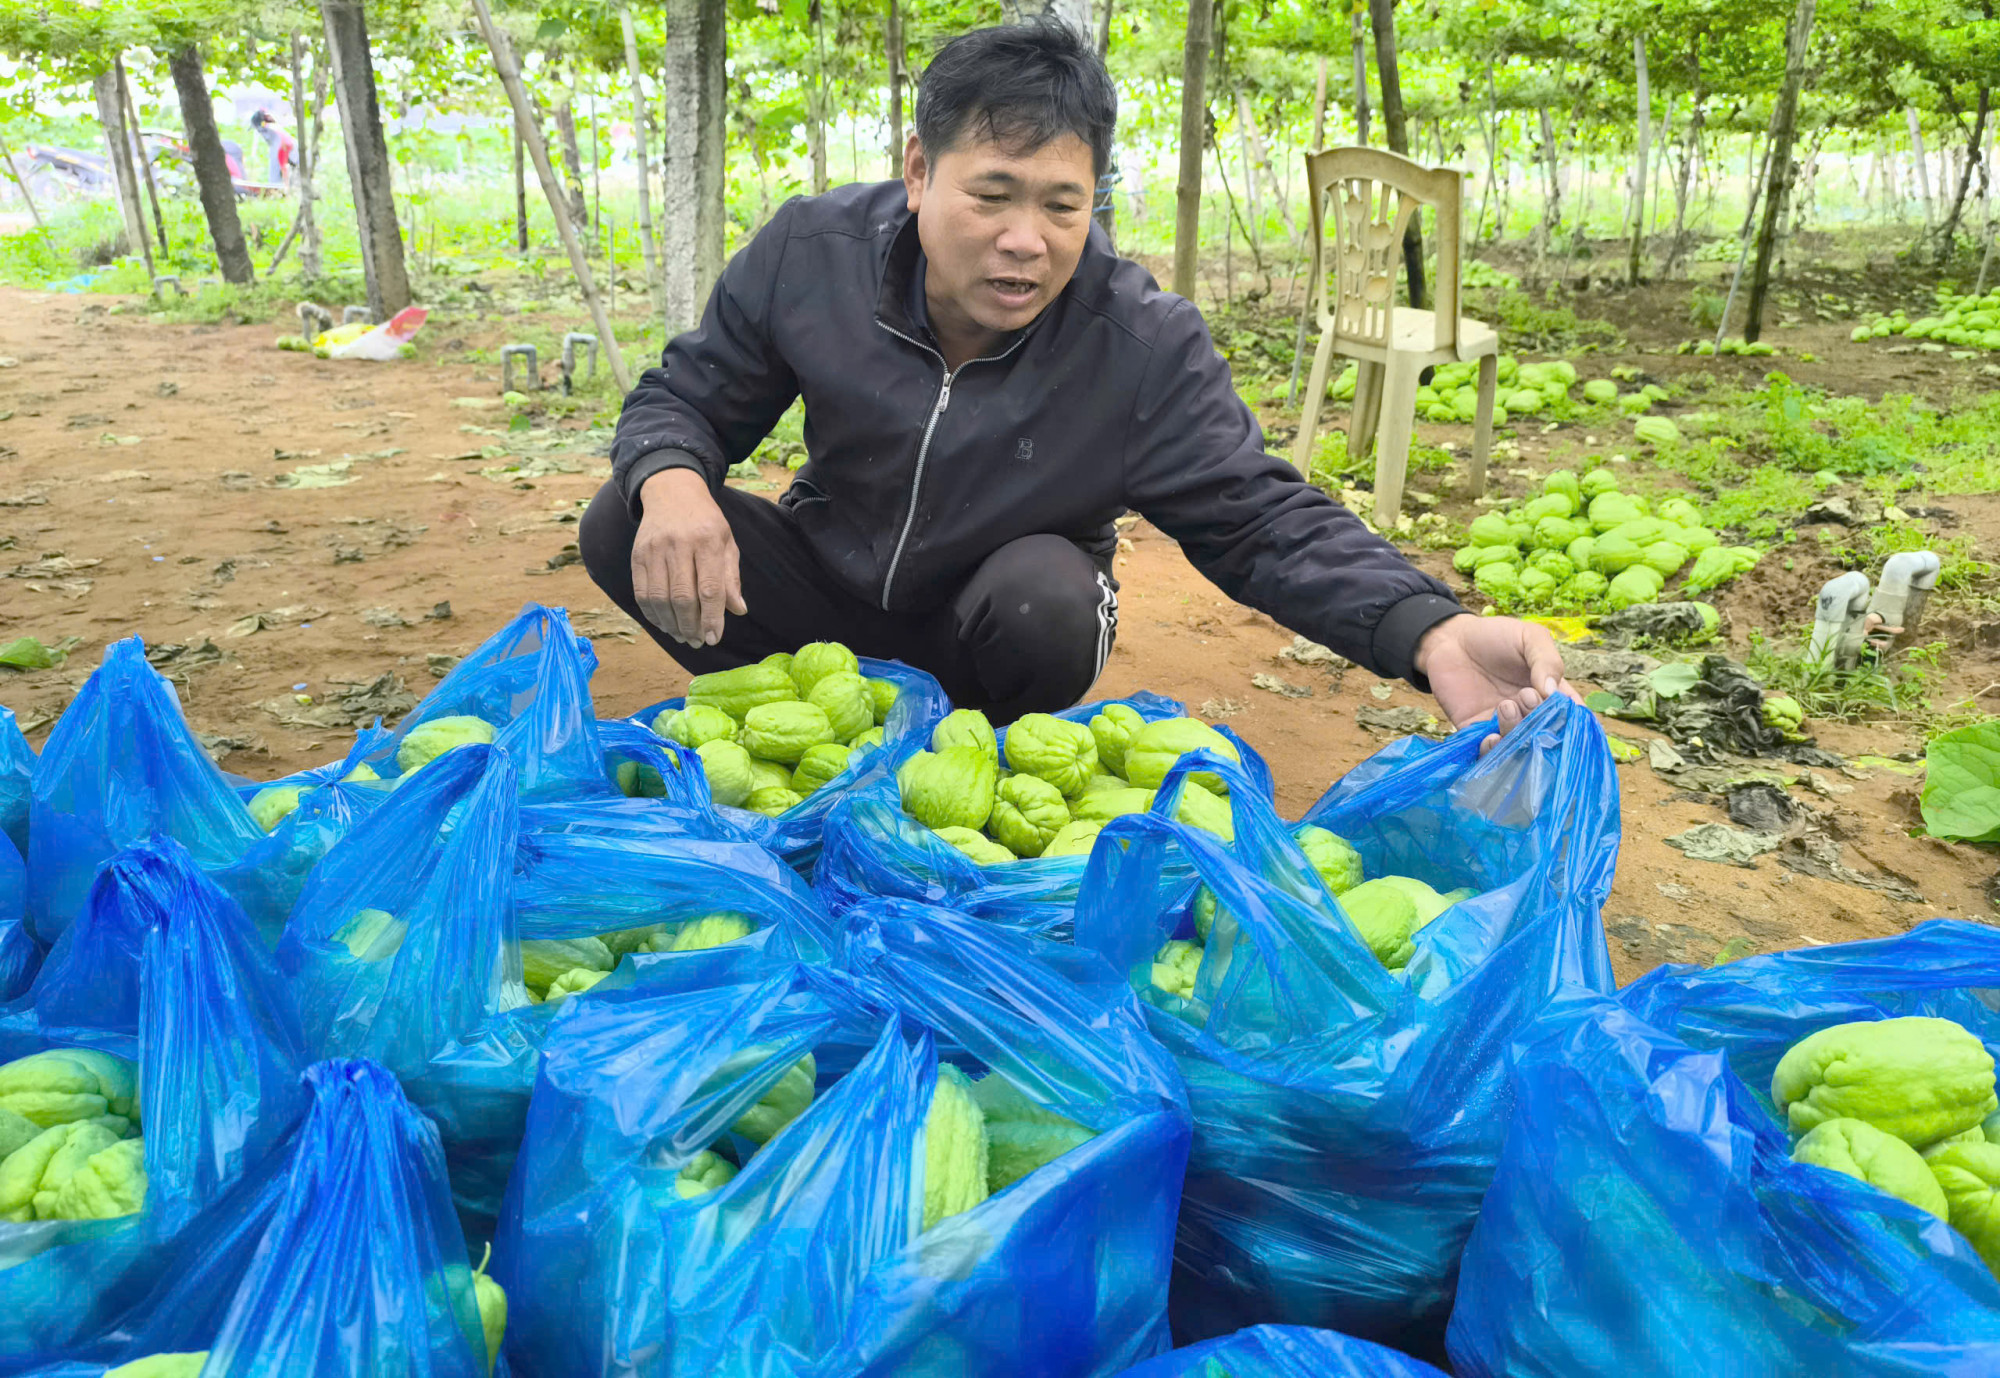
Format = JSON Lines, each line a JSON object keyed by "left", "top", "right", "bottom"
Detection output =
{"left": 318, "top": 0, "right": 410, "bottom": 317}
{"left": 1171, "top": 0, "right": 1214, "bottom": 299}
{"left": 91, "top": 67, "right": 154, "bottom": 279}
{"left": 661, "top": 0, "right": 727, "bottom": 333}
{"left": 167, "top": 43, "right": 253, "bottom": 284}
{"left": 620, "top": 7, "right": 662, "bottom": 305}
{"left": 1627, "top": 31, "right": 1649, "bottom": 285}
{"left": 1744, "top": 0, "right": 1816, "bottom": 343}
{"left": 1367, "top": 0, "right": 1424, "bottom": 309}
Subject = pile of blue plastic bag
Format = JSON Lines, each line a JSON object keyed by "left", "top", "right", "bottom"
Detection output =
{"left": 33, "top": 599, "right": 1999, "bottom": 1376}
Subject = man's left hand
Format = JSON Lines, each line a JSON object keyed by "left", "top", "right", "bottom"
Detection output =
{"left": 1413, "top": 613, "right": 1580, "bottom": 752}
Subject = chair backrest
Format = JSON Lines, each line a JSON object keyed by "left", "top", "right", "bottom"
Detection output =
{"left": 1302, "top": 145, "right": 1464, "bottom": 355}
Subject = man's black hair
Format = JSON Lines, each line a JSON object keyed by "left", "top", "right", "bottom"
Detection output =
{"left": 913, "top": 17, "right": 1117, "bottom": 181}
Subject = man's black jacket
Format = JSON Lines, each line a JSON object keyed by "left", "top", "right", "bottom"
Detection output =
{"left": 609, "top": 180, "right": 1461, "bottom": 682}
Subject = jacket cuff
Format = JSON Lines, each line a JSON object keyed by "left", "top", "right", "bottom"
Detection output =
{"left": 623, "top": 448, "right": 708, "bottom": 520}
{"left": 1371, "top": 593, "right": 1465, "bottom": 690}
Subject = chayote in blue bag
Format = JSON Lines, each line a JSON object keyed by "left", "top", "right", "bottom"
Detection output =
{"left": 351, "top": 603, "right": 609, "bottom": 800}
{"left": 497, "top": 899, "right": 1190, "bottom": 1377}
{"left": 37, "top": 1058, "right": 503, "bottom": 1378}
{"left": 815, "top": 693, "right": 1272, "bottom": 932}
{"left": 25, "top": 642, "right": 265, "bottom": 946}
{"left": 0, "top": 837, "right": 308, "bottom": 1367}
{"left": 1447, "top": 922, "right": 2000, "bottom": 1377}
{"left": 1072, "top": 694, "right": 1619, "bottom": 1354}
{"left": 1113, "top": 1325, "right": 1448, "bottom": 1378}
{"left": 629, "top": 655, "right": 950, "bottom": 873}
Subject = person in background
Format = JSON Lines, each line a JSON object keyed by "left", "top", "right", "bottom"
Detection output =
{"left": 249, "top": 109, "right": 296, "bottom": 186}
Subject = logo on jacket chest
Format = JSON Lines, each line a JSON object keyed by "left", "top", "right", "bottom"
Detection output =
{"left": 1014, "top": 437, "right": 1034, "bottom": 462}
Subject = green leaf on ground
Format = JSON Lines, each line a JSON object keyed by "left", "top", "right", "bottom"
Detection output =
{"left": 1921, "top": 722, "right": 2000, "bottom": 842}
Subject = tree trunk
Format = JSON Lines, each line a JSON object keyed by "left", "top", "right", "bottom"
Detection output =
{"left": 620, "top": 8, "right": 661, "bottom": 307}
{"left": 1474, "top": 62, "right": 1499, "bottom": 241}
{"left": 1094, "top": 0, "right": 1118, "bottom": 241}
{"left": 1664, "top": 36, "right": 1702, "bottom": 277}
{"left": 1744, "top": 0, "right": 1815, "bottom": 344}
{"left": 1170, "top": 0, "right": 1213, "bottom": 299}
{"left": 552, "top": 84, "right": 589, "bottom": 235}
{"left": 886, "top": 0, "right": 904, "bottom": 177}
{"left": 1097, "top": 0, "right": 1114, "bottom": 56}
{"left": 809, "top": 1, "right": 829, "bottom": 195}
{"left": 1936, "top": 86, "right": 1991, "bottom": 263}
{"left": 512, "top": 124, "right": 529, "bottom": 250}
{"left": 661, "top": 0, "right": 727, "bottom": 333}
{"left": 90, "top": 68, "right": 154, "bottom": 278}
{"left": 1368, "top": 0, "right": 1423, "bottom": 310}
{"left": 1350, "top": 8, "right": 1371, "bottom": 144}
{"left": 318, "top": 0, "right": 409, "bottom": 318}
{"left": 120, "top": 62, "right": 169, "bottom": 257}
{"left": 0, "top": 130, "right": 48, "bottom": 240}
{"left": 469, "top": 0, "right": 631, "bottom": 392}
{"left": 1537, "top": 105, "right": 1563, "bottom": 247}
{"left": 168, "top": 45, "right": 254, "bottom": 285}
{"left": 1235, "top": 91, "right": 1261, "bottom": 251}
{"left": 1909, "top": 107, "right": 1935, "bottom": 229}
{"left": 1627, "top": 32, "right": 1650, "bottom": 285}
{"left": 288, "top": 35, "right": 325, "bottom": 280}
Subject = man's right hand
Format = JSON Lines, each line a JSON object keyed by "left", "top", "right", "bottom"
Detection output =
{"left": 632, "top": 467, "right": 748, "bottom": 647}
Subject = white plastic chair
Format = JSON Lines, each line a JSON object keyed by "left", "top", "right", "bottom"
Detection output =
{"left": 1289, "top": 146, "right": 1498, "bottom": 521}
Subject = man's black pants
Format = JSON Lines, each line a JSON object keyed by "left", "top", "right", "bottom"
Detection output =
{"left": 578, "top": 483, "right": 1117, "bottom": 722}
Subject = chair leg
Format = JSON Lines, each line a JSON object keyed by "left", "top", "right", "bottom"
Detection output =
{"left": 1290, "top": 326, "right": 1339, "bottom": 473}
{"left": 1468, "top": 351, "right": 1498, "bottom": 500}
{"left": 1372, "top": 351, "right": 1421, "bottom": 525}
{"left": 1348, "top": 360, "right": 1385, "bottom": 464}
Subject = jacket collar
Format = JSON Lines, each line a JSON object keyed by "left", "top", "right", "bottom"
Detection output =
{"left": 875, "top": 210, "right": 929, "bottom": 341}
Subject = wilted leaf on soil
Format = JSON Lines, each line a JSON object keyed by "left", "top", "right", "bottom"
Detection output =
{"left": 1356, "top": 705, "right": 1442, "bottom": 737}
{"left": 262, "top": 672, "right": 416, "bottom": 729}
{"left": 1648, "top": 662, "right": 1701, "bottom": 699}
{"left": 1251, "top": 673, "right": 1311, "bottom": 699}
{"left": 0, "top": 636, "right": 78, "bottom": 670}
{"left": 1665, "top": 822, "right": 1780, "bottom": 867}
{"left": 359, "top": 607, "right": 409, "bottom": 628}
{"left": 1278, "top": 635, "right": 1346, "bottom": 667}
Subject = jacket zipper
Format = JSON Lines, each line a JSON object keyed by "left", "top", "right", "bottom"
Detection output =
{"left": 875, "top": 321, "right": 1028, "bottom": 610}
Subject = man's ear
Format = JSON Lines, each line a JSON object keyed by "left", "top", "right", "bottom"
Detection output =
{"left": 903, "top": 134, "right": 928, "bottom": 213}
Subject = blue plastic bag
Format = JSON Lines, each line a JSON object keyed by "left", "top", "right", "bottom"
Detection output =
{"left": 35, "top": 1059, "right": 499, "bottom": 1378}
{"left": 632, "top": 655, "right": 950, "bottom": 871}
{"left": 353, "top": 603, "right": 609, "bottom": 800}
{"left": 0, "top": 831, "right": 33, "bottom": 1003}
{"left": 498, "top": 903, "right": 1191, "bottom": 1377}
{"left": 1072, "top": 695, "right": 1618, "bottom": 1351}
{"left": 418, "top": 814, "right": 844, "bottom": 1238}
{"left": 1447, "top": 923, "right": 2000, "bottom": 1377}
{"left": 0, "top": 837, "right": 308, "bottom": 1367}
{"left": 26, "top": 641, "right": 264, "bottom": 945}
{"left": 1114, "top": 1326, "right": 1447, "bottom": 1378}
{"left": 0, "top": 702, "right": 32, "bottom": 859}
{"left": 816, "top": 694, "right": 1272, "bottom": 932}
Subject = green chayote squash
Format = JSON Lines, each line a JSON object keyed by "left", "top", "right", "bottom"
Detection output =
{"left": 1561, "top": 571, "right": 1610, "bottom": 602}
{"left": 653, "top": 703, "right": 739, "bottom": 748}
{"left": 1173, "top": 779, "right": 1234, "bottom": 842}
{"left": 1534, "top": 516, "right": 1588, "bottom": 551}
{"left": 0, "top": 1121, "right": 145, "bottom": 1222}
{"left": 1657, "top": 497, "right": 1701, "bottom": 525}
{"left": 520, "top": 936, "right": 613, "bottom": 994}
{"left": 790, "top": 742, "right": 852, "bottom": 796}
{"left": 1566, "top": 534, "right": 1598, "bottom": 570}
{"left": 850, "top": 726, "right": 886, "bottom": 755}
{"left": 762, "top": 651, "right": 795, "bottom": 677}
{"left": 1791, "top": 1117, "right": 1948, "bottom": 1219}
{"left": 1582, "top": 379, "right": 1618, "bottom": 405}
{"left": 747, "top": 759, "right": 792, "bottom": 792}
{"left": 1926, "top": 1141, "right": 2000, "bottom": 1270}
{"left": 1683, "top": 545, "right": 1759, "bottom": 594}
{"left": 789, "top": 642, "right": 860, "bottom": 696}
{"left": 1296, "top": 825, "right": 1364, "bottom": 896}
{"left": 1339, "top": 878, "right": 1420, "bottom": 968}
{"left": 248, "top": 785, "right": 303, "bottom": 833}
{"left": 1579, "top": 468, "right": 1620, "bottom": 501}
{"left": 1041, "top": 819, "right": 1103, "bottom": 858}
{"left": 989, "top": 774, "right": 1071, "bottom": 858}
{"left": 688, "top": 663, "right": 798, "bottom": 721}
{"left": 1089, "top": 702, "right": 1146, "bottom": 777}
{"left": 1467, "top": 512, "right": 1517, "bottom": 547}
{"left": 898, "top": 746, "right": 999, "bottom": 831}
{"left": 806, "top": 672, "right": 875, "bottom": 744}
{"left": 1522, "top": 492, "right": 1574, "bottom": 522}
{"left": 1528, "top": 550, "right": 1575, "bottom": 583}
{"left": 0, "top": 1049, "right": 138, "bottom": 1131}
{"left": 741, "top": 702, "right": 837, "bottom": 765}
{"left": 1544, "top": 469, "right": 1581, "bottom": 504}
{"left": 1073, "top": 787, "right": 1154, "bottom": 823}
{"left": 1606, "top": 566, "right": 1665, "bottom": 609}
{"left": 933, "top": 708, "right": 998, "bottom": 761}
{"left": 397, "top": 715, "right": 496, "bottom": 775}
{"left": 1124, "top": 718, "right": 1240, "bottom": 793}
{"left": 1003, "top": 714, "right": 1099, "bottom": 797}
{"left": 934, "top": 825, "right": 1017, "bottom": 866}
{"left": 745, "top": 786, "right": 804, "bottom": 817}
{"left": 1079, "top": 773, "right": 1126, "bottom": 795}
{"left": 1638, "top": 540, "right": 1691, "bottom": 577}
{"left": 1587, "top": 492, "right": 1645, "bottom": 533}
{"left": 1590, "top": 532, "right": 1643, "bottom": 574}
{"left": 1773, "top": 1017, "right": 1998, "bottom": 1148}
{"left": 866, "top": 678, "right": 899, "bottom": 724}
{"left": 696, "top": 740, "right": 755, "bottom": 808}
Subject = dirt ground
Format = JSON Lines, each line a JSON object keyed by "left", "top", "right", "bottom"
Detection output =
{"left": 1, "top": 281, "right": 1995, "bottom": 984}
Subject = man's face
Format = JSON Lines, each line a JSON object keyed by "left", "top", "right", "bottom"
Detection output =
{"left": 903, "top": 127, "right": 1095, "bottom": 343}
